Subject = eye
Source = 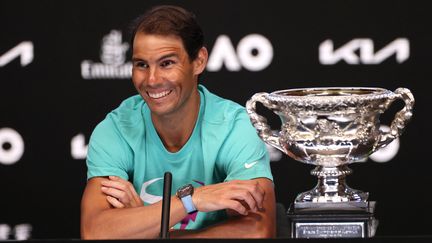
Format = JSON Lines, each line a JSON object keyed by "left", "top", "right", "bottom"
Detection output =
{"left": 134, "top": 61, "right": 148, "bottom": 69}
{"left": 160, "top": 60, "right": 175, "bottom": 68}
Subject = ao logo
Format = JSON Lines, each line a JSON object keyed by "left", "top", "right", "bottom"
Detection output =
{"left": 207, "top": 34, "right": 273, "bottom": 72}
{"left": 0, "top": 128, "right": 24, "bottom": 165}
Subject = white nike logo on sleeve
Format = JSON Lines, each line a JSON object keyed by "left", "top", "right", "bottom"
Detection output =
{"left": 244, "top": 161, "right": 258, "bottom": 169}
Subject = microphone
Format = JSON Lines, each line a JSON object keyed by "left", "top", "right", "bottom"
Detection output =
{"left": 160, "top": 172, "right": 172, "bottom": 239}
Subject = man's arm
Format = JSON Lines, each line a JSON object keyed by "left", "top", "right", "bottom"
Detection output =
{"left": 170, "top": 178, "right": 276, "bottom": 238}
{"left": 81, "top": 177, "right": 268, "bottom": 239}
{"left": 80, "top": 177, "right": 188, "bottom": 239}
{"left": 102, "top": 177, "right": 276, "bottom": 238}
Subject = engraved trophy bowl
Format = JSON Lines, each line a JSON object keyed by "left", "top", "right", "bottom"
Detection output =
{"left": 246, "top": 87, "right": 414, "bottom": 209}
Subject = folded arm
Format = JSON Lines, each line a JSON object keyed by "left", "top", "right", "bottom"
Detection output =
{"left": 81, "top": 177, "right": 274, "bottom": 239}
{"left": 93, "top": 176, "right": 276, "bottom": 238}
{"left": 80, "top": 177, "right": 188, "bottom": 239}
{"left": 171, "top": 177, "right": 276, "bottom": 238}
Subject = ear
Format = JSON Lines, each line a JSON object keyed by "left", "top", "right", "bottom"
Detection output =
{"left": 193, "top": 47, "right": 208, "bottom": 75}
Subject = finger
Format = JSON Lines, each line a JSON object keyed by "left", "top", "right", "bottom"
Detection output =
{"left": 226, "top": 200, "right": 248, "bottom": 215}
{"left": 106, "top": 195, "right": 125, "bottom": 208}
{"left": 108, "top": 176, "right": 133, "bottom": 188}
{"left": 102, "top": 179, "right": 139, "bottom": 207}
{"left": 125, "top": 182, "right": 138, "bottom": 201}
{"left": 129, "top": 186, "right": 142, "bottom": 205}
{"left": 228, "top": 180, "right": 264, "bottom": 195}
{"left": 108, "top": 175, "right": 120, "bottom": 181}
{"left": 101, "top": 181, "right": 135, "bottom": 203}
{"left": 251, "top": 190, "right": 264, "bottom": 210}
{"left": 226, "top": 208, "right": 240, "bottom": 217}
{"left": 252, "top": 186, "right": 264, "bottom": 211}
{"left": 101, "top": 186, "right": 128, "bottom": 202}
{"left": 242, "top": 181, "right": 265, "bottom": 209}
{"left": 101, "top": 179, "right": 129, "bottom": 191}
{"left": 230, "top": 189, "right": 257, "bottom": 212}
{"left": 228, "top": 180, "right": 264, "bottom": 210}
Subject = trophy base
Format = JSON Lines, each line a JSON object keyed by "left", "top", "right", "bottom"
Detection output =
{"left": 294, "top": 201, "right": 368, "bottom": 211}
{"left": 287, "top": 201, "right": 378, "bottom": 238}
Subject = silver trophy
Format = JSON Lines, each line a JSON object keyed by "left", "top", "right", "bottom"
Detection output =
{"left": 246, "top": 87, "right": 414, "bottom": 237}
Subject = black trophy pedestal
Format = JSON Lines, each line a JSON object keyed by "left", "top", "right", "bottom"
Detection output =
{"left": 287, "top": 201, "right": 378, "bottom": 238}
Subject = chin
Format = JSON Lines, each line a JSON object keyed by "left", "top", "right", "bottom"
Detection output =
{"left": 149, "top": 104, "right": 176, "bottom": 117}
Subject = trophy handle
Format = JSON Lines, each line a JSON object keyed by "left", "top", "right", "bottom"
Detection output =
{"left": 246, "top": 92, "right": 284, "bottom": 152}
{"left": 376, "top": 88, "right": 415, "bottom": 150}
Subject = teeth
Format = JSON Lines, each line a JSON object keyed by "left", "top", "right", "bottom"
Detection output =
{"left": 148, "top": 90, "right": 171, "bottom": 99}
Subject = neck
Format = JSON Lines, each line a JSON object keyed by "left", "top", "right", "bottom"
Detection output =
{"left": 151, "top": 90, "right": 200, "bottom": 153}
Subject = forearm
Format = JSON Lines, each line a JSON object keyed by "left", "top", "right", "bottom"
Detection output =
{"left": 171, "top": 178, "right": 277, "bottom": 239}
{"left": 83, "top": 205, "right": 160, "bottom": 239}
{"left": 81, "top": 196, "right": 187, "bottom": 239}
{"left": 170, "top": 212, "right": 276, "bottom": 238}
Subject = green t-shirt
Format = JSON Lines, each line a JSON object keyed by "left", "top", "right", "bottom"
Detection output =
{"left": 86, "top": 85, "right": 273, "bottom": 230}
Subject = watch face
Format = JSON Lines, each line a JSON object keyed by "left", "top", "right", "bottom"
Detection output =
{"left": 177, "top": 184, "right": 194, "bottom": 198}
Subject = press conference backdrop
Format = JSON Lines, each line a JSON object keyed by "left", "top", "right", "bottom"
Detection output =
{"left": 1, "top": 0, "right": 430, "bottom": 239}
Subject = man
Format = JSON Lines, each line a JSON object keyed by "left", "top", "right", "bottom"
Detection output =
{"left": 80, "top": 5, "right": 275, "bottom": 239}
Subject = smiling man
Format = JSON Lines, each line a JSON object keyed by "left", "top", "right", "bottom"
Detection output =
{"left": 80, "top": 5, "right": 275, "bottom": 239}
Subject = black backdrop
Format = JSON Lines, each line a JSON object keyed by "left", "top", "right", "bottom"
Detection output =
{"left": 1, "top": 0, "right": 430, "bottom": 239}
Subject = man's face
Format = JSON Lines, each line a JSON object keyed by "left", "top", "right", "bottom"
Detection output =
{"left": 132, "top": 33, "right": 206, "bottom": 117}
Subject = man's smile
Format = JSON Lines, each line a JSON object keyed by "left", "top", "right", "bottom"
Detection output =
{"left": 147, "top": 89, "right": 173, "bottom": 99}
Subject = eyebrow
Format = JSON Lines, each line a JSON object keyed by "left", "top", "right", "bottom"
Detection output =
{"left": 132, "top": 53, "right": 179, "bottom": 63}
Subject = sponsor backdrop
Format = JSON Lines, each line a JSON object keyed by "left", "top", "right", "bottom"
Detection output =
{"left": 1, "top": 0, "right": 430, "bottom": 239}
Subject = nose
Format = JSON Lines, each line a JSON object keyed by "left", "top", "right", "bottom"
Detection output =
{"left": 147, "top": 66, "right": 161, "bottom": 86}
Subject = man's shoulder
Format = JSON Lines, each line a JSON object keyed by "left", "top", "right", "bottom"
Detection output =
{"left": 91, "top": 94, "right": 145, "bottom": 142}
{"left": 200, "top": 85, "right": 247, "bottom": 124}
{"left": 107, "top": 94, "right": 145, "bottom": 125}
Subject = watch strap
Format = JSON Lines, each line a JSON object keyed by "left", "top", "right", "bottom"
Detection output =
{"left": 180, "top": 195, "right": 197, "bottom": 214}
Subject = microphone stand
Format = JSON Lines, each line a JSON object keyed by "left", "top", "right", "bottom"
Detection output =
{"left": 160, "top": 172, "right": 172, "bottom": 239}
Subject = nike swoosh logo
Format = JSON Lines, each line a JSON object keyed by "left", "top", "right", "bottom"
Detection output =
{"left": 140, "top": 177, "right": 163, "bottom": 204}
{"left": 244, "top": 161, "right": 258, "bottom": 169}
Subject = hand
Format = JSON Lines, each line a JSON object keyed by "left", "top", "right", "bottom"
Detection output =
{"left": 100, "top": 176, "right": 143, "bottom": 208}
{"left": 192, "top": 180, "right": 265, "bottom": 216}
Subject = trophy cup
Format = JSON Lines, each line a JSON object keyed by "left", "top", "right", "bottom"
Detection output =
{"left": 246, "top": 87, "right": 414, "bottom": 238}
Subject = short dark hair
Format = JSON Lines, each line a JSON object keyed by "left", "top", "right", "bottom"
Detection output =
{"left": 130, "top": 5, "right": 204, "bottom": 61}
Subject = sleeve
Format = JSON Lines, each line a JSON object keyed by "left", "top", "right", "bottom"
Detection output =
{"left": 219, "top": 110, "right": 273, "bottom": 182}
{"left": 86, "top": 116, "right": 132, "bottom": 180}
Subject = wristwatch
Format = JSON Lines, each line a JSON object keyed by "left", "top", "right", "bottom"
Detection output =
{"left": 176, "top": 184, "right": 198, "bottom": 214}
